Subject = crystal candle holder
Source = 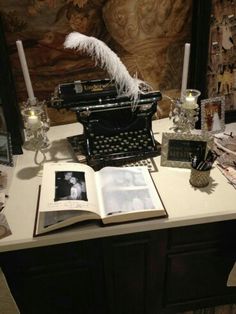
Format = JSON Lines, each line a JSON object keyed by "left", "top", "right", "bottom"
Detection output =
{"left": 21, "top": 99, "right": 50, "bottom": 151}
{"left": 170, "top": 89, "right": 201, "bottom": 133}
{"left": 181, "top": 89, "right": 201, "bottom": 132}
{"left": 182, "top": 89, "right": 201, "bottom": 110}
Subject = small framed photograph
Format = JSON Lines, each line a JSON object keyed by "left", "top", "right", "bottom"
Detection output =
{"left": 201, "top": 96, "right": 225, "bottom": 134}
{"left": 161, "top": 132, "right": 214, "bottom": 168}
{"left": 0, "top": 132, "right": 13, "bottom": 167}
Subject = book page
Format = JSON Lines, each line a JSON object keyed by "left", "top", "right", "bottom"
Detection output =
{"left": 95, "top": 166, "right": 164, "bottom": 218}
{"left": 39, "top": 163, "right": 100, "bottom": 216}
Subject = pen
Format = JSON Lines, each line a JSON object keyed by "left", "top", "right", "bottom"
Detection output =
{"left": 196, "top": 161, "right": 208, "bottom": 171}
{"left": 193, "top": 150, "right": 217, "bottom": 171}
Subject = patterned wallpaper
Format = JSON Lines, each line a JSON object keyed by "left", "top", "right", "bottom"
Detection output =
{"left": 0, "top": 0, "right": 192, "bottom": 124}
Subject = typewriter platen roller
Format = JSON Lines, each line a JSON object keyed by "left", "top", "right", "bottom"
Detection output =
{"left": 51, "top": 79, "right": 162, "bottom": 170}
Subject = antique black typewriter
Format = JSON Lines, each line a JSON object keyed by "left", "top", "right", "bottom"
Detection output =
{"left": 51, "top": 79, "right": 162, "bottom": 170}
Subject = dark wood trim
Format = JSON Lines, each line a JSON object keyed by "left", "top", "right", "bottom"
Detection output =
{"left": 0, "top": 14, "right": 23, "bottom": 154}
{"left": 189, "top": 0, "right": 212, "bottom": 128}
{"left": 225, "top": 110, "right": 236, "bottom": 124}
{"left": 189, "top": 0, "right": 212, "bottom": 98}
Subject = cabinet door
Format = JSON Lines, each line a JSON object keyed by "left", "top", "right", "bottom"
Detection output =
{"left": 1, "top": 240, "right": 106, "bottom": 314}
{"left": 164, "top": 221, "right": 236, "bottom": 311}
{"left": 166, "top": 248, "right": 236, "bottom": 303}
{"left": 103, "top": 230, "right": 167, "bottom": 314}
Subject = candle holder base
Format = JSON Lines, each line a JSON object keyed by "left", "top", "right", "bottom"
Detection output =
{"left": 171, "top": 104, "right": 199, "bottom": 133}
{"left": 23, "top": 136, "right": 50, "bottom": 152}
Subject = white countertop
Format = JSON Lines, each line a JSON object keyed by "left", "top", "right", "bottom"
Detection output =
{"left": 0, "top": 118, "right": 236, "bottom": 252}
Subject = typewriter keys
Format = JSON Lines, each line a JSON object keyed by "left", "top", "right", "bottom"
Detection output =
{"left": 89, "top": 129, "right": 156, "bottom": 158}
{"left": 123, "top": 158, "right": 158, "bottom": 172}
{"left": 67, "top": 135, "right": 158, "bottom": 172}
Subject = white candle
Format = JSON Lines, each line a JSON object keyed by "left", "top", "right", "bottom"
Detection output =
{"left": 180, "top": 43, "right": 191, "bottom": 102}
{"left": 16, "top": 40, "right": 36, "bottom": 105}
{"left": 183, "top": 93, "right": 196, "bottom": 109}
{"left": 27, "top": 111, "right": 40, "bottom": 129}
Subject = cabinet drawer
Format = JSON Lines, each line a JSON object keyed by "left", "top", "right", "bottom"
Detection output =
{"left": 1, "top": 239, "right": 98, "bottom": 269}
{"left": 168, "top": 221, "right": 236, "bottom": 250}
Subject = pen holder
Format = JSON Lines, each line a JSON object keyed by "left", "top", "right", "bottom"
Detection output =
{"left": 189, "top": 167, "right": 211, "bottom": 188}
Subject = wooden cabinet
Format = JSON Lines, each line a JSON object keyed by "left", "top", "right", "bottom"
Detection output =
{"left": 1, "top": 220, "right": 236, "bottom": 314}
{"left": 102, "top": 230, "right": 167, "bottom": 314}
{"left": 164, "top": 221, "right": 236, "bottom": 313}
{"left": 0, "top": 240, "right": 106, "bottom": 314}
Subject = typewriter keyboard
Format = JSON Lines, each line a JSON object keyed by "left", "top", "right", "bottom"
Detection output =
{"left": 67, "top": 129, "right": 161, "bottom": 169}
{"left": 89, "top": 129, "right": 155, "bottom": 157}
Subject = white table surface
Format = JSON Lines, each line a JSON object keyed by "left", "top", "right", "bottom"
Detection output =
{"left": 0, "top": 118, "right": 235, "bottom": 252}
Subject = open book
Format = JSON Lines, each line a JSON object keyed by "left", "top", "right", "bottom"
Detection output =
{"left": 34, "top": 163, "right": 167, "bottom": 236}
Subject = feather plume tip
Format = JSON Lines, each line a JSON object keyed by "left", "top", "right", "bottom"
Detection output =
{"left": 64, "top": 32, "right": 152, "bottom": 108}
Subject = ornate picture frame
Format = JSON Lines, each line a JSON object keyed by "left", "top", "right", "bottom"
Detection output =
{"left": 0, "top": 132, "right": 13, "bottom": 167}
{"left": 161, "top": 132, "right": 214, "bottom": 168}
{"left": 201, "top": 96, "right": 225, "bottom": 134}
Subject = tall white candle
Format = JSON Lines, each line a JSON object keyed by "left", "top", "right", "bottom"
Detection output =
{"left": 180, "top": 43, "right": 191, "bottom": 102}
{"left": 16, "top": 40, "right": 36, "bottom": 105}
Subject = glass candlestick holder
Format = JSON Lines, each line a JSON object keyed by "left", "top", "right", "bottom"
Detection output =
{"left": 21, "top": 99, "right": 50, "bottom": 151}
{"left": 182, "top": 89, "right": 201, "bottom": 110}
{"left": 170, "top": 89, "right": 201, "bottom": 133}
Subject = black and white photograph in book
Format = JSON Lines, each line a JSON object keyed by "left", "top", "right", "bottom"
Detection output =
{"left": 54, "top": 171, "right": 88, "bottom": 201}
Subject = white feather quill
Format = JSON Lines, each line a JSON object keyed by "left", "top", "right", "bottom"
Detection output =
{"left": 64, "top": 32, "right": 151, "bottom": 109}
